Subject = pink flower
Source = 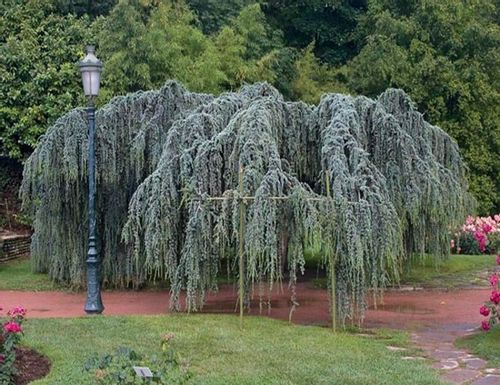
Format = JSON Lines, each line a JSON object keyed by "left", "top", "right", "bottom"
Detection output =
{"left": 450, "top": 239, "right": 455, "bottom": 249}
{"left": 479, "top": 305, "right": 490, "bottom": 316}
{"left": 3, "top": 321, "right": 22, "bottom": 334}
{"left": 490, "top": 273, "right": 499, "bottom": 287}
{"left": 482, "top": 223, "right": 493, "bottom": 234}
{"left": 8, "top": 306, "right": 26, "bottom": 318}
{"left": 474, "top": 230, "right": 485, "bottom": 240}
{"left": 494, "top": 214, "right": 500, "bottom": 222}
{"left": 481, "top": 320, "right": 491, "bottom": 331}
{"left": 490, "top": 290, "right": 500, "bottom": 305}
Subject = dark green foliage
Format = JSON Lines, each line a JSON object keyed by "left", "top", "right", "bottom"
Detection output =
{"left": 346, "top": 0, "right": 500, "bottom": 214}
{"left": 84, "top": 345, "right": 190, "bottom": 384}
{"left": 54, "top": 0, "right": 118, "bottom": 17}
{"left": 263, "top": 47, "right": 299, "bottom": 100}
{"left": 187, "top": 0, "right": 253, "bottom": 35}
{"left": 96, "top": 1, "right": 278, "bottom": 97}
{"left": 1, "top": 0, "right": 497, "bottom": 214}
{"left": 262, "top": 0, "right": 367, "bottom": 65}
{"left": 22, "top": 81, "right": 470, "bottom": 323}
{"left": 0, "top": 0, "right": 92, "bottom": 160}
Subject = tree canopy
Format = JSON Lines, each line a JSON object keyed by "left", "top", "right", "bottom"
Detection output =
{"left": 346, "top": 0, "right": 500, "bottom": 214}
{"left": 0, "top": 0, "right": 91, "bottom": 159}
{"left": 1, "top": 0, "right": 498, "bottom": 213}
{"left": 22, "top": 81, "right": 470, "bottom": 323}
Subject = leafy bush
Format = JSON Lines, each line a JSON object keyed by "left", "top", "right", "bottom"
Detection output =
{"left": 478, "top": 255, "right": 500, "bottom": 331}
{"left": 452, "top": 215, "right": 500, "bottom": 254}
{"left": 0, "top": 306, "right": 26, "bottom": 385}
{"left": 84, "top": 334, "right": 190, "bottom": 385}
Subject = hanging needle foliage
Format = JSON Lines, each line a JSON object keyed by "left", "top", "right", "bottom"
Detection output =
{"left": 22, "top": 80, "right": 471, "bottom": 323}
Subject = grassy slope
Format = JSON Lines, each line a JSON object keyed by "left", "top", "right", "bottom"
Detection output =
{"left": 401, "top": 254, "right": 496, "bottom": 288}
{"left": 24, "top": 315, "right": 441, "bottom": 385}
{"left": 0, "top": 258, "right": 56, "bottom": 291}
{"left": 455, "top": 325, "right": 500, "bottom": 368}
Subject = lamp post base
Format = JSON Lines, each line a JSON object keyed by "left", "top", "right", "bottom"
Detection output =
{"left": 84, "top": 300, "right": 104, "bottom": 314}
{"left": 84, "top": 257, "right": 104, "bottom": 314}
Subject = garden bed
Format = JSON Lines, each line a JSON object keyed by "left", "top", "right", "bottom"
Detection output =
{"left": 12, "top": 347, "right": 51, "bottom": 385}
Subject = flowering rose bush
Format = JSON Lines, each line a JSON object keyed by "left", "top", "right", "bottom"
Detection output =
{"left": 479, "top": 256, "right": 500, "bottom": 331}
{"left": 0, "top": 306, "right": 26, "bottom": 385}
{"left": 452, "top": 215, "right": 500, "bottom": 254}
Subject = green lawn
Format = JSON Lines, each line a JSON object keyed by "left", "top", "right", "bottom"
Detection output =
{"left": 455, "top": 325, "right": 500, "bottom": 368}
{"left": 311, "top": 254, "right": 496, "bottom": 290}
{"left": 23, "top": 315, "right": 441, "bottom": 385}
{"left": 0, "top": 258, "right": 57, "bottom": 291}
{"left": 2, "top": 254, "right": 495, "bottom": 292}
{"left": 401, "top": 254, "right": 497, "bottom": 288}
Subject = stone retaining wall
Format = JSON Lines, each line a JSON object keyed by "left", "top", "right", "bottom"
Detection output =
{"left": 0, "top": 234, "right": 31, "bottom": 262}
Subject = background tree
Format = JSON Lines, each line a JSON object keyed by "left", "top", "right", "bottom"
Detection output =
{"left": 291, "top": 43, "right": 348, "bottom": 104}
{"left": 0, "top": 0, "right": 91, "bottom": 160}
{"left": 186, "top": 0, "right": 252, "bottom": 35}
{"left": 345, "top": 0, "right": 500, "bottom": 214}
{"left": 0, "top": 0, "right": 497, "bottom": 214}
{"left": 53, "top": 0, "right": 118, "bottom": 17}
{"left": 97, "top": 1, "right": 279, "bottom": 97}
{"left": 262, "top": 0, "right": 367, "bottom": 65}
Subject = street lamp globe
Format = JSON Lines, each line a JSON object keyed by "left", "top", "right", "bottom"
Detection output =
{"left": 79, "top": 45, "right": 102, "bottom": 98}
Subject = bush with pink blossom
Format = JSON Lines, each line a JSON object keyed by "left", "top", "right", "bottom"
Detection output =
{"left": 479, "top": 258, "right": 500, "bottom": 331}
{"left": 452, "top": 215, "right": 500, "bottom": 254}
{"left": 0, "top": 306, "right": 26, "bottom": 384}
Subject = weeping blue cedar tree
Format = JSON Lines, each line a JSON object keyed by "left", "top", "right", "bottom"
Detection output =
{"left": 21, "top": 81, "right": 470, "bottom": 323}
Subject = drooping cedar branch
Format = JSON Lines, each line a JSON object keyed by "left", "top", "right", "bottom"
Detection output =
{"left": 22, "top": 81, "right": 470, "bottom": 323}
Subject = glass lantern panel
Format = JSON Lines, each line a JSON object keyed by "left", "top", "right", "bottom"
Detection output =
{"left": 81, "top": 70, "right": 101, "bottom": 97}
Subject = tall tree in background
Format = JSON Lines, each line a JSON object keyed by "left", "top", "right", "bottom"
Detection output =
{"left": 262, "top": 0, "right": 367, "bottom": 65}
{"left": 0, "top": 0, "right": 91, "bottom": 160}
{"left": 54, "top": 0, "right": 118, "bottom": 17}
{"left": 186, "top": 0, "right": 252, "bottom": 34}
{"left": 1, "top": 0, "right": 497, "bottom": 214}
{"left": 97, "top": 1, "right": 279, "bottom": 96}
{"left": 345, "top": 0, "right": 500, "bottom": 214}
{"left": 291, "top": 43, "right": 348, "bottom": 104}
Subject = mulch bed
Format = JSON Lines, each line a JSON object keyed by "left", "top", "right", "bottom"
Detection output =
{"left": 12, "top": 347, "right": 51, "bottom": 385}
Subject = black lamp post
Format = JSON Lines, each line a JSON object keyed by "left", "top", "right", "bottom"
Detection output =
{"left": 79, "top": 45, "right": 104, "bottom": 314}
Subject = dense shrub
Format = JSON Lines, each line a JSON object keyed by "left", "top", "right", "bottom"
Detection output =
{"left": 0, "top": 307, "right": 26, "bottom": 385}
{"left": 452, "top": 215, "right": 500, "bottom": 254}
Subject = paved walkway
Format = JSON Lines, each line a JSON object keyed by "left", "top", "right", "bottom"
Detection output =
{"left": 1, "top": 283, "right": 498, "bottom": 384}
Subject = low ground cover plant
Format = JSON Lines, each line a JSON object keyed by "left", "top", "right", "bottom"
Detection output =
{"left": 84, "top": 333, "right": 190, "bottom": 384}
{"left": 0, "top": 306, "right": 26, "bottom": 385}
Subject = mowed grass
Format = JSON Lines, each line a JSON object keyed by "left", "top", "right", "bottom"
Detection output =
{"left": 311, "top": 254, "right": 496, "bottom": 290}
{"left": 456, "top": 325, "right": 500, "bottom": 368}
{"left": 0, "top": 258, "right": 57, "bottom": 291}
{"left": 24, "top": 315, "right": 441, "bottom": 385}
{"left": 401, "top": 254, "right": 496, "bottom": 288}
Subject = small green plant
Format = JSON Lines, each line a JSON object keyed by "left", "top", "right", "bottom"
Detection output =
{"left": 0, "top": 306, "right": 26, "bottom": 385}
{"left": 84, "top": 333, "right": 190, "bottom": 384}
